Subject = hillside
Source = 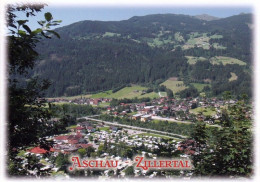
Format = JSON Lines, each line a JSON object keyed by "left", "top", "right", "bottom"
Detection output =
{"left": 33, "top": 13, "right": 253, "bottom": 97}
{"left": 49, "top": 85, "right": 159, "bottom": 100}
{"left": 90, "top": 85, "right": 159, "bottom": 99}
{"left": 194, "top": 14, "right": 220, "bottom": 21}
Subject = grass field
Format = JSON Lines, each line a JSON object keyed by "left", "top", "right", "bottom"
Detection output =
{"left": 183, "top": 32, "right": 210, "bottom": 50}
{"left": 66, "top": 125, "right": 77, "bottom": 130}
{"left": 102, "top": 32, "right": 121, "bottom": 37}
{"left": 147, "top": 37, "right": 174, "bottom": 47}
{"left": 191, "top": 83, "right": 210, "bottom": 92}
{"left": 91, "top": 90, "right": 113, "bottom": 98}
{"left": 99, "top": 127, "right": 110, "bottom": 132}
{"left": 186, "top": 56, "right": 246, "bottom": 66}
{"left": 92, "top": 85, "right": 160, "bottom": 99}
{"left": 160, "top": 79, "right": 187, "bottom": 93}
{"left": 110, "top": 85, "right": 146, "bottom": 99}
{"left": 17, "top": 150, "right": 26, "bottom": 157}
{"left": 99, "top": 85, "right": 157, "bottom": 99}
{"left": 212, "top": 43, "right": 226, "bottom": 49}
{"left": 188, "top": 32, "right": 201, "bottom": 39}
{"left": 48, "top": 94, "right": 92, "bottom": 100}
{"left": 229, "top": 72, "right": 238, "bottom": 82}
{"left": 159, "top": 92, "right": 167, "bottom": 97}
{"left": 190, "top": 107, "right": 216, "bottom": 116}
{"left": 210, "top": 56, "right": 246, "bottom": 66}
{"left": 145, "top": 30, "right": 177, "bottom": 48}
{"left": 98, "top": 102, "right": 110, "bottom": 107}
{"left": 50, "top": 85, "right": 160, "bottom": 100}
{"left": 182, "top": 32, "right": 226, "bottom": 50}
{"left": 210, "top": 34, "right": 223, "bottom": 39}
{"left": 151, "top": 119, "right": 193, "bottom": 125}
{"left": 141, "top": 31, "right": 225, "bottom": 51}
{"left": 185, "top": 56, "right": 207, "bottom": 65}
{"left": 174, "top": 32, "right": 184, "bottom": 42}
{"left": 138, "top": 92, "right": 159, "bottom": 99}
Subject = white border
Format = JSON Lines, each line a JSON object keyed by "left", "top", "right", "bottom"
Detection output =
{"left": 0, "top": 0, "right": 259, "bottom": 182}
{"left": 0, "top": 0, "right": 7, "bottom": 181}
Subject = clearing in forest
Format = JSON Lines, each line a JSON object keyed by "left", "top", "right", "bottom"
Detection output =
{"left": 210, "top": 56, "right": 246, "bottom": 66}
{"left": 161, "top": 79, "right": 187, "bottom": 93}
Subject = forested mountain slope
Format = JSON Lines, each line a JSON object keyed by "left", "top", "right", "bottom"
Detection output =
{"left": 33, "top": 13, "right": 253, "bottom": 97}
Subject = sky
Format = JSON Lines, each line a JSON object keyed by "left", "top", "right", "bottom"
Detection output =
{"left": 16, "top": 6, "right": 253, "bottom": 30}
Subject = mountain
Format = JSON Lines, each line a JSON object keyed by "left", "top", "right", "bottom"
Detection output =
{"left": 194, "top": 14, "right": 220, "bottom": 21}
{"left": 33, "top": 13, "right": 253, "bottom": 97}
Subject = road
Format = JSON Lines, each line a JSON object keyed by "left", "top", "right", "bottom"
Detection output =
{"left": 80, "top": 116, "right": 188, "bottom": 139}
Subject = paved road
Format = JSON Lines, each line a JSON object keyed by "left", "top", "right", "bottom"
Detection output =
{"left": 80, "top": 116, "right": 188, "bottom": 139}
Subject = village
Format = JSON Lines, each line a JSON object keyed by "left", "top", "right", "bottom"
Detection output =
{"left": 48, "top": 95, "right": 252, "bottom": 126}
{"left": 12, "top": 91, "right": 253, "bottom": 180}
{"left": 17, "top": 118, "right": 196, "bottom": 179}
{"left": 12, "top": 95, "right": 249, "bottom": 178}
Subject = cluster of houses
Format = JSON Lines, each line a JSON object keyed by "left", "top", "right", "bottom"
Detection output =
{"left": 47, "top": 93, "right": 253, "bottom": 125}
{"left": 53, "top": 134, "right": 93, "bottom": 153}
{"left": 22, "top": 93, "right": 253, "bottom": 178}
{"left": 28, "top": 134, "right": 93, "bottom": 155}
{"left": 28, "top": 121, "right": 98, "bottom": 155}
{"left": 70, "top": 121, "right": 98, "bottom": 133}
{"left": 48, "top": 95, "right": 252, "bottom": 126}
{"left": 92, "top": 130, "right": 169, "bottom": 152}
{"left": 23, "top": 117, "right": 199, "bottom": 179}
{"left": 47, "top": 98, "right": 111, "bottom": 106}
{"left": 105, "top": 97, "right": 233, "bottom": 123}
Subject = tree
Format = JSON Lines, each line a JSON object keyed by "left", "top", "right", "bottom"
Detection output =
{"left": 190, "top": 121, "right": 209, "bottom": 176}
{"left": 178, "top": 86, "right": 199, "bottom": 98}
{"left": 55, "top": 153, "right": 70, "bottom": 172}
{"left": 122, "top": 148, "right": 133, "bottom": 159}
{"left": 166, "top": 88, "right": 174, "bottom": 99}
{"left": 7, "top": 3, "right": 61, "bottom": 176}
{"left": 124, "top": 166, "right": 135, "bottom": 177}
{"left": 191, "top": 102, "right": 198, "bottom": 109}
{"left": 192, "top": 96, "right": 252, "bottom": 177}
{"left": 211, "top": 98, "right": 252, "bottom": 176}
{"left": 88, "top": 135, "right": 93, "bottom": 141}
{"left": 78, "top": 148, "right": 87, "bottom": 158}
{"left": 222, "top": 91, "right": 232, "bottom": 101}
{"left": 86, "top": 146, "right": 95, "bottom": 157}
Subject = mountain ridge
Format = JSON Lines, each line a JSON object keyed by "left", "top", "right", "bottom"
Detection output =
{"left": 193, "top": 14, "right": 220, "bottom": 21}
{"left": 34, "top": 13, "right": 252, "bottom": 97}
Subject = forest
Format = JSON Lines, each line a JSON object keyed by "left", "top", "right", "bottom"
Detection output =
{"left": 30, "top": 13, "right": 252, "bottom": 98}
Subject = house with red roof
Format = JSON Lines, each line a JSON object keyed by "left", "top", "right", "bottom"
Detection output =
{"left": 67, "top": 134, "right": 83, "bottom": 141}
{"left": 75, "top": 126, "right": 85, "bottom": 134}
{"left": 28, "top": 146, "right": 54, "bottom": 154}
{"left": 68, "top": 140, "right": 78, "bottom": 145}
{"left": 54, "top": 135, "right": 69, "bottom": 143}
